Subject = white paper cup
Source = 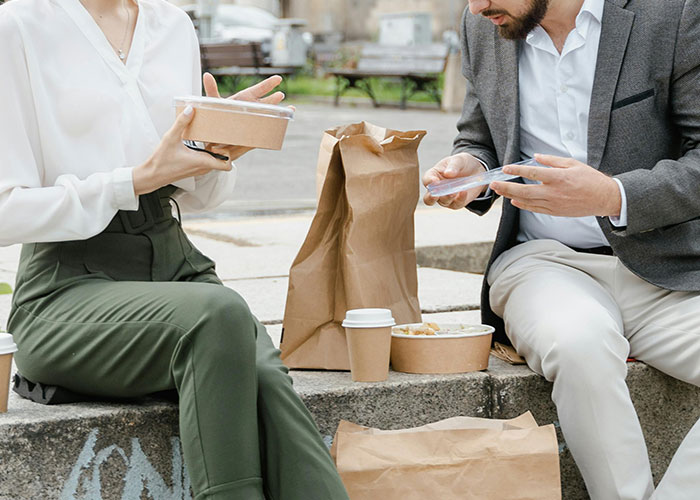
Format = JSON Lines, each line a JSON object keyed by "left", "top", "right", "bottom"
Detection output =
{"left": 342, "top": 309, "right": 395, "bottom": 382}
{"left": 0, "top": 333, "right": 18, "bottom": 413}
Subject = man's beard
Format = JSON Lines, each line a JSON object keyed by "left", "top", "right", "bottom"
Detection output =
{"left": 483, "top": 0, "right": 550, "bottom": 40}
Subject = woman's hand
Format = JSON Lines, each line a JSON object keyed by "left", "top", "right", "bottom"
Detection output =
{"left": 132, "top": 106, "right": 232, "bottom": 196}
{"left": 202, "top": 72, "right": 290, "bottom": 162}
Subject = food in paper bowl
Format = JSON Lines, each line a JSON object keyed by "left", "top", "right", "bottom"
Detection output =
{"left": 390, "top": 323, "right": 493, "bottom": 374}
{"left": 173, "top": 96, "right": 294, "bottom": 150}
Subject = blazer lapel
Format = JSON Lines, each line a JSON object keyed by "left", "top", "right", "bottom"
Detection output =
{"left": 587, "top": 0, "right": 635, "bottom": 169}
{"left": 494, "top": 32, "right": 521, "bottom": 164}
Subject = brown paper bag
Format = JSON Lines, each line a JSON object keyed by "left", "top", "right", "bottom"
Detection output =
{"left": 491, "top": 342, "right": 527, "bottom": 365}
{"left": 332, "top": 412, "right": 562, "bottom": 500}
{"left": 280, "top": 122, "right": 426, "bottom": 370}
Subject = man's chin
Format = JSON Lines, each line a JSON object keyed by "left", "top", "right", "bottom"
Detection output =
{"left": 497, "top": 24, "right": 528, "bottom": 40}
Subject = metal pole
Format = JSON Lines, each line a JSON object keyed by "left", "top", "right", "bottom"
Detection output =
{"left": 197, "top": 0, "right": 219, "bottom": 40}
{"left": 449, "top": 0, "right": 456, "bottom": 29}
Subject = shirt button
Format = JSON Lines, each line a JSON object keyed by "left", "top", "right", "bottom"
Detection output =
{"left": 566, "top": 131, "right": 575, "bottom": 140}
{"left": 560, "top": 84, "right": 569, "bottom": 93}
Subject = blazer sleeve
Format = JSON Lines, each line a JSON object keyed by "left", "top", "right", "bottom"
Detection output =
{"left": 452, "top": 8, "right": 500, "bottom": 216}
{"left": 171, "top": 21, "right": 238, "bottom": 213}
{"left": 0, "top": 11, "right": 138, "bottom": 247}
{"left": 612, "top": 0, "right": 700, "bottom": 235}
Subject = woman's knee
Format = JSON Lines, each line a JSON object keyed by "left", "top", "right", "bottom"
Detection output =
{"left": 186, "top": 287, "right": 257, "bottom": 359}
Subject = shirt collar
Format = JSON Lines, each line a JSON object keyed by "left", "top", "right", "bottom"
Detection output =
{"left": 575, "top": 0, "right": 604, "bottom": 39}
{"left": 526, "top": 0, "right": 603, "bottom": 47}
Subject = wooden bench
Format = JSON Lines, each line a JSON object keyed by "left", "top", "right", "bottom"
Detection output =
{"left": 329, "top": 43, "right": 449, "bottom": 109}
{"left": 200, "top": 41, "right": 298, "bottom": 92}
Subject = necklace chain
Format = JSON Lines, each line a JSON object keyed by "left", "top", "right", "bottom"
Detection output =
{"left": 117, "top": 0, "right": 131, "bottom": 61}
{"left": 82, "top": 0, "right": 132, "bottom": 62}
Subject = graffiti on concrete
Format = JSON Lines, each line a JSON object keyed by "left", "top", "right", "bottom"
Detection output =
{"left": 61, "top": 429, "right": 192, "bottom": 500}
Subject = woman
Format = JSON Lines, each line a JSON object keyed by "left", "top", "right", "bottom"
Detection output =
{"left": 0, "top": 0, "right": 349, "bottom": 498}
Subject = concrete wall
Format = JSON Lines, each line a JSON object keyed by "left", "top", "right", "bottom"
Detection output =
{"left": 168, "top": 0, "right": 280, "bottom": 16}
{"left": 167, "top": 0, "right": 470, "bottom": 40}
{"left": 286, "top": 0, "right": 469, "bottom": 40}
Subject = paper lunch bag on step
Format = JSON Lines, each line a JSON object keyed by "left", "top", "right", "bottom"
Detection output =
{"left": 331, "top": 412, "right": 562, "bottom": 500}
{"left": 280, "top": 122, "right": 426, "bottom": 369}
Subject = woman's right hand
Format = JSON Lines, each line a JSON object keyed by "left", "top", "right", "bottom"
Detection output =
{"left": 132, "top": 106, "right": 232, "bottom": 196}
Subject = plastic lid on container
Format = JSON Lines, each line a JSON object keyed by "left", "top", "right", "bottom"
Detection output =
{"left": 173, "top": 96, "right": 294, "bottom": 120}
{"left": 342, "top": 308, "right": 396, "bottom": 328}
{"left": 0, "top": 333, "right": 17, "bottom": 355}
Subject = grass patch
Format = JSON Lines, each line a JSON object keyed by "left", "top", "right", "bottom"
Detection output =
{"left": 217, "top": 73, "right": 444, "bottom": 105}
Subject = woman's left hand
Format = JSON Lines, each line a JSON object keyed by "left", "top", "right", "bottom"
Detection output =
{"left": 202, "top": 73, "right": 289, "bottom": 162}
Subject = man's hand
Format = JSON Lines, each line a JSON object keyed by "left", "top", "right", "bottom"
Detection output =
{"left": 490, "top": 154, "right": 622, "bottom": 217}
{"left": 202, "top": 72, "right": 291, "bottom": 162}
{"left": 423, "top": 153, "right": 488, "bottom": 209}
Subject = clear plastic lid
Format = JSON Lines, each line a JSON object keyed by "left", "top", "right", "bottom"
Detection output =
{"left": 427, "top": 158, "right": 543, "bottom": 198}
{"left": 391, "top": 323, "right": 494, "bottom": 339}
{"left": 173, "top": 96, "right": 295, "bottom": 120}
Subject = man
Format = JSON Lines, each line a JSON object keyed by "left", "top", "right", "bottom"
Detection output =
{"left": 423, "top": 0, "right": 700, "bottom": 498}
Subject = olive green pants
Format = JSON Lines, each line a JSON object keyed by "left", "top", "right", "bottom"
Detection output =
{"left": 8, "top": 187, "right": 349, "bottom": 500}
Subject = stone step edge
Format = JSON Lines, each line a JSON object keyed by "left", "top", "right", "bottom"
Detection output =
{"left": 416, "top": 241, "right": 494, "bottom": 275}
{"left": 0, "top": 360, "right": 541, "bottom": 434}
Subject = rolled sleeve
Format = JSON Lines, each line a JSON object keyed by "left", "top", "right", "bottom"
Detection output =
{"left": 111, "top": 167, "right": 139, "bottom": 211}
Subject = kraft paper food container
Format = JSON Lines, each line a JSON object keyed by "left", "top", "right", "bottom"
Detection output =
{"left": 173, "top": 96, "right": 294, "bottom": 150}
{"left": 0, "top": 333, "right": 18, "bottom": 413}
{"left": 391, "top": 323, "right": 493, "bottom": 374}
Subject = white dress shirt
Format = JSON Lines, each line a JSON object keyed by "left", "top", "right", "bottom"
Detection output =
{"left": 0, "top": 0, "right": 237, "bottom": 247}
{"left": 516, "top": 0, "right": 626, "bottom": 248}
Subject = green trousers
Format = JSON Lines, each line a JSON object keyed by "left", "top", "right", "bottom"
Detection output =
{"left": 8, "top": 187, "right": 349, "bottom": 500}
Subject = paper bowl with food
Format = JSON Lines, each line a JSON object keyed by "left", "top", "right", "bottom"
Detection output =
{"left": 390, "top": 323, "right": 493, "bottom": 374}
{"left": 173, "top": 96, "right": 294, "bottom": 150}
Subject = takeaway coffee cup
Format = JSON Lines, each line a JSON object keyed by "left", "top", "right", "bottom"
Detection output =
{"left": 342, "top": 309, "right": 395, "bottom": 382}
{"left": 0, "top": 333, "right": 18, "bottom": 413}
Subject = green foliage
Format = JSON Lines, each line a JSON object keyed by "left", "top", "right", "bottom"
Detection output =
{"left": 217, "top": 74, "right": 444, "bottom": 105}
{"left": 0, "top": 283, "right": 12, "bottom": 295}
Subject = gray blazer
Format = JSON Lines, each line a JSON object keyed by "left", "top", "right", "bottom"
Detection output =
{"left": 452, "top": 0, "right": 700, "bottom": 344}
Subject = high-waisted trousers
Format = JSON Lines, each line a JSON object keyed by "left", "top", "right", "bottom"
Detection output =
{"left": 8, "top": 186, "right": 349, "bottom": 500}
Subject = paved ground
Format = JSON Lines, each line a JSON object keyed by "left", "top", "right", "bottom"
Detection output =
{"left": 194, "top": 102, "right": 463, "bottom": 219}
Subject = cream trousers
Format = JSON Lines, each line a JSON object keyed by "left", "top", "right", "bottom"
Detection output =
{"left": 488, "top": 239, "right": 700, "bottom": 500}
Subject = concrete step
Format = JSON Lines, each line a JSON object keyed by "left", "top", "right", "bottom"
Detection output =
{"left": 229, "top": 267, "right": 482, "bottom": 325}
{"left": 181, "top": 203, "right": 500, "bottom": 281}
{"left": 2, "top": 345, "right": 699, "bottom": 500}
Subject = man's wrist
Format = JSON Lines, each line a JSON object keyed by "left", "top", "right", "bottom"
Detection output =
{"left": 471, "top": 156, "right": 490, "bottom": 198}
{"left": 604, "top": 176, "right": 622, "bottom": 217}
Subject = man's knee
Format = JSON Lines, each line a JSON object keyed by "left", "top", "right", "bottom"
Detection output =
{"left": 532, "top": 312, "right": 629, "bottom": 381}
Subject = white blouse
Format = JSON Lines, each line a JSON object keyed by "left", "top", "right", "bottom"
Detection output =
{"left": 0, "top": 0, "right": 237, "bottom": 247}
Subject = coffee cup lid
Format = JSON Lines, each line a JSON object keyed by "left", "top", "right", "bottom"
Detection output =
{"left": 342, "top": 308, "right": 396, "bottom": 328}
{"left": 0, "top": 333, "right": 17, "bottom": 355}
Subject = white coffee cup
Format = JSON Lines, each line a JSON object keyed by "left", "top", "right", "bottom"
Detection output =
{"left": 0, "top": 333, "right": 18, "bottom": 413}
{"left": 342, "top": 309, "right": 395, "bottom": 382}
